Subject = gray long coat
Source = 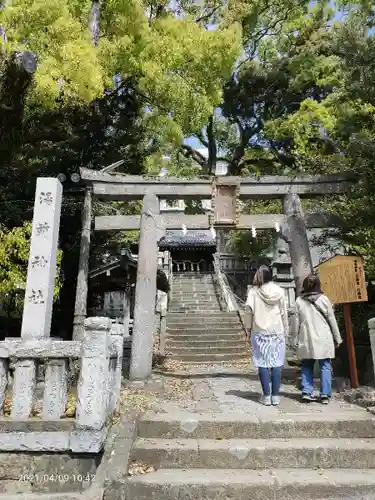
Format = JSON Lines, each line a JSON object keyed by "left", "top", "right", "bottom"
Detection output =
{"left": 291, "top": 295, "right": 342, "bottom": 360}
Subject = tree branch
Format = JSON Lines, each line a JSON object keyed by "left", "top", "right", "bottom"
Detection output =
{"left": 196, "top": 5, "right": 221, "bottom": 24}
{"left": 180, "top": 144, "right": 208, "bottom": 169}
{"left": 228, "top": 124, "right": 260, "bottom": 174}
{"left": 195, "top": 131, "right": 209, "bottom": 148}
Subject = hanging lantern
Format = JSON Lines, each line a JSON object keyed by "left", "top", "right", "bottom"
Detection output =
{"left": 182, "top": 224, "right": 187, "bottom": 236}
{"left": 275, "top": 222, "right": 280, "bottom": 233}
{"left": 251, "top": 226, "right": 257, "bottom": 238}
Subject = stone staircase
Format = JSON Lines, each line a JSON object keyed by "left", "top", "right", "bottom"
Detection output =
{"left": 125, "top": 271, "right": 375, "bottom": 499}
{"left": 168, "top": 272, "right": 222, "bottom": 313}
{"left": 165, "top": 273, "right": 249, "bottom": 363}
{"left": 127, "top": 392, "right": 375, "bottom": 499}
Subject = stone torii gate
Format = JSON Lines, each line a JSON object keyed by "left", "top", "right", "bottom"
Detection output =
{"left": 75, "top": 168, "right": 354, "bottom": 381}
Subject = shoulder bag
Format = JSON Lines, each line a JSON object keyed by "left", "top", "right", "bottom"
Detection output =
{"left": 305, "top": 298, "right": 337, "bottom": 344}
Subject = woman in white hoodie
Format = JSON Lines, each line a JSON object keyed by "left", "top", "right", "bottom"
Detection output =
{"left": 246, "top": 265, "right": 289, "bottom": 406}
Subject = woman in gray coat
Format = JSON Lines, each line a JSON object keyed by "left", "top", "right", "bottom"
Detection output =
{"left": 291, "top": 274, "right": 342, "bottom": 404}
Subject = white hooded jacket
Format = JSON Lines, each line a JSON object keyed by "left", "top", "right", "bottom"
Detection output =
{"left": 246, "top": 282, "right": 289, "bottom": 336}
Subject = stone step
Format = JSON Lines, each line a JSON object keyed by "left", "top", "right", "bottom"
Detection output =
{"left": 168, "top": 302, "right": 221, "bottom": 312}
{"left": 172, "top": 285, "right": 216, "bottom": 288}
{"left": 167, "top": 312, "right": 239, "bottom": 318}
{"left": 166, "top": 333, "right": 245, "bottom": 342}
{"left": 173, "top": 275, "right": 214, "bottom": 277}
{"left": 167, "top": 322, "right": 242, "bottom": 330}
{"left": 131, "top": 437, "right": 375, "bottom": 470}
{"left": 169, "top": 308, "right": 222, "bottom": 312}
{"left": 167, "top": 353, "right": 248, "bottom": 362}
{"left": 167, "top": 316, "right": 240, "bottom": 323}
{"left": 171, "top": 300, "right": 219, "bottom": 305}
{"left": 166, "top": 327, "right": 244, "bottom": 334}
{"left": 169, "top": 302, "right": 221, "bottom": 306}
{"left": 172, "top": 279, "right": 215, "bottom": 283}
{"left": 167, "top": 322, "right": 243, "bottom": 333}
{"left": 172, "top": 285, "right": 216, "bottom": 289}
{"left": 171, "top": 294, "right": 218, "bottom": 299}
{"left": 138, "top": 411, "right": 375, "bottom": 439}
{"left": 169, "top": 300, "right": 220, "bottom": 304}
{"left": 126, "top": 468, "right": 375, "bottom": 500}
{"left": 166, "top": 339, "right": 248, "bottom": 348}
{"left": 166, "top": 345, "right": 248, "bottom": 355}
{"left": 169, "top": 304, "right": 221, "bottom": 312}
{"left": 172, "top": 273, "right": 214, "bottom": 277}
{"left": 173, "top": 281, "right": 216, "bottom": 285}
{"left": 166, "top": 327, "right": 243, "bottom": 334}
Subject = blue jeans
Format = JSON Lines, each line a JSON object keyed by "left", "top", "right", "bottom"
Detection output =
{"left": 301, "top": 359, "right": 332, "bottom": 398}
{"left": 258, "top": 366, "right": 282, "bottom": 396}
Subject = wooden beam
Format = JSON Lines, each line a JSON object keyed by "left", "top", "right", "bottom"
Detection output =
{"left": 81, "top": 168, "right": 355, "bottom": 200}
{"left": 94, "top": 212, "right": 342, "bottom": 232}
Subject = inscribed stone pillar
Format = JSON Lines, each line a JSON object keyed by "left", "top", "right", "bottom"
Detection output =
{"left": 42, "top": 359, "right": 68, "bottom": 419}
{"left": 21, "top": 178, "right": 62, "bottom": 338}
{"left": 283, "top": 193, "right": 313, "bottom": 295}
{"left": 76, "top": 317, "right": 111, "bottom": 429}
{"left": 11, "top": 359, "right": 36, "bottom": 418}
{"left": 73, "top": 187, "right": 92, "bottom": 341}
{"left": 129, "top": 193, "right": 160, "bottom": 381}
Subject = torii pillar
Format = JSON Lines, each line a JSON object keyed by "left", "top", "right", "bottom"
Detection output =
{"left": 129, "top": 193, "right": 160, "bottom": 381}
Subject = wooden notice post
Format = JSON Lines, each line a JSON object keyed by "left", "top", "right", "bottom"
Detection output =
{"left": 316, "top": 255, "right": 368, "bottom": 389}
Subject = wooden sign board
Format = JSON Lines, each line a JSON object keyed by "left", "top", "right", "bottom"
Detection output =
{"left": 316, "top": 255, "right": 367, "bottom": 304}
{"left": 213, "top": 184, "right": 238, "bottom": 226}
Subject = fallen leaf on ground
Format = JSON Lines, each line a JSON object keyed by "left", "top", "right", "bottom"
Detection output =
{"left": 128, "top": 461, "right": 156, "bottom": 476}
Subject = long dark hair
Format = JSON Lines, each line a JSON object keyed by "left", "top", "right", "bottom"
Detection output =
{"left": 301, "top": 273, "right": 323, "bottom": 295}
{"left": 253, "top": 265, "right": 273, "bottom": 286}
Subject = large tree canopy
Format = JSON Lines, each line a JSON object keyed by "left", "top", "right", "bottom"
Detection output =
{"left": 2, "top": 0, "right": 240, "bottom": 145}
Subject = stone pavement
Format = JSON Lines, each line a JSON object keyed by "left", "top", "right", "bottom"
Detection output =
{"left": 127, "top": 364, "right": 375, "bottom": 500}
{"left": 153, "top": 364, "right": 360, "bottom": 415}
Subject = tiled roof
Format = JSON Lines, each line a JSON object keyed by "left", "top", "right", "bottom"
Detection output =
{"left": 159, "top": 230, "right": 216, "bottom": 248}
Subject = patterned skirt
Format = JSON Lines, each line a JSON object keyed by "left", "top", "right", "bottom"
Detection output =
{"left": 251, "top": 332, "right": 286, "bottom": 368}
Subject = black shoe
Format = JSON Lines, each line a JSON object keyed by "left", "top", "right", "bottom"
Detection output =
{"left": 301, "top": 393, "right": 316, "bottom": 402}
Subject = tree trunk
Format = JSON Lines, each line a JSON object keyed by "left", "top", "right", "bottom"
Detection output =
{"left": 207, "top": 114, "right": 217, "bottom": 175}
{"left": 89, "top": 0, "right": 101, "bottom": 47}
{"left": 0, "top": 51, "right": 36, "bottom": 166}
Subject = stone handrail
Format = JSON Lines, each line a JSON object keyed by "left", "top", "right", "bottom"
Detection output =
{"left": 213, "top": 253, "right": 239, "bottom": 312}
{"left": 0, "top": 317, "right": 123, "bottom": 453}
{"left": 157, "top": 251, "right": 171, "bottom": 355}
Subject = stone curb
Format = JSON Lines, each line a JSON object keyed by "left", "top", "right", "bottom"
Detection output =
{"left": 103, "top": 414, "right": 139, "bottom": 500}
{"left": 0, "top": 418, "right": 128, "bottom": 500}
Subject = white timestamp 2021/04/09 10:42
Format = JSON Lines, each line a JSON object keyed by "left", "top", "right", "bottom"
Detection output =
{"left": 19, "top": 473, "right": 96, "bottom": 483}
